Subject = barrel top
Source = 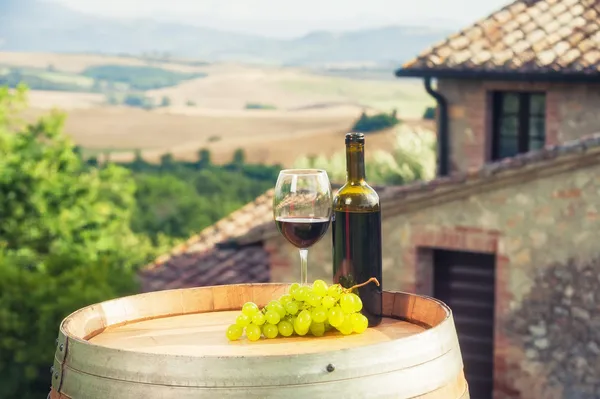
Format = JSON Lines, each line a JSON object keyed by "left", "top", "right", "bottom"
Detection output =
{"left": 53, "top": 284, "right": 462, "bottom": 397}
{"left": 59, "top": 283, "right": 451, "bottom": 356}
{"left": 89, "top": 309, "right": 425, "bottom": 356}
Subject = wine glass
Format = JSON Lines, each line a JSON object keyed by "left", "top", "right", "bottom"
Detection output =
{"left": 273, "top": 169, "right": 332, "bottom": 286}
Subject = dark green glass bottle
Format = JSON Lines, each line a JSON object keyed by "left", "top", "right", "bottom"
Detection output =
{"left": 332, "top": 132, "right": 383, "bottom": 327}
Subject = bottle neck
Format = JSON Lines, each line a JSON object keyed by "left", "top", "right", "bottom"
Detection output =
{"left": 346, "top": 142, "right": 366, "bottom": 183}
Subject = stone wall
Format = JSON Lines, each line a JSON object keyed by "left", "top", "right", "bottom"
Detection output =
{"left": 437, "top": 79, "right": 600, "bottom": 173}
{"left": 506, "top": 257, "right": 600, "bottom": 399}
{"left": 264, "top": 162, "right": 600, "bottom": 399}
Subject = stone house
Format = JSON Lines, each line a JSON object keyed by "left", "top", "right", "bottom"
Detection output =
{"left": 139, "top": 1, "right": 600, "bottom": 398}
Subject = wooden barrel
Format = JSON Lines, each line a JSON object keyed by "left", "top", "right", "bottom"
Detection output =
{"left": 49, "top": 283, "right": 469, "bottom": 399}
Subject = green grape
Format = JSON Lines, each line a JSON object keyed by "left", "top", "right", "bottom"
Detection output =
{"left": 338, "top": 315, "right": 354, "bottom": 335}
{"left": 226, "top": 324, "right": 243, "bottom": 341}
{"left": 311, "top": 306, "right": 327, "bottom": 323}
{"left": 293, "top": 286, "right": 309, "bottom": 301}
{"left": 242, "top": 302, "right": 259, "bottom": 317}
{"left": 289, "top": 282, "right": 301, "bottom": 295}
{"left": 321, "top": 295, "right": 336, "bottom": 309}
{"left": 312, "top": 279, "right": 328, "bottom": 296}
{"left": 340, "top": 293, "right": 356, "bottom": 314}
{"left": 351, "top": 313, "right": 369, "bottom": 334}
{"left": 352, "top": 293, "right": 363, "bottom": 312}
{"left": 263, "top": 323, "right": 279, "bottom": 339}
{"left": 267, "top": 300, "right": 282, "bottom": 309}
{"left": 310, "top": 322, "right": 325, "bottom": 337}
{"left": 297, "top": 309, "right": 312, "bottom": 329}
{"left": 246, "top": 323, "right": 262, "bottom": 341}
{"left": 306, "top": 292, "right": 322, "bottom": 307}
{"left": 327, "top": 284, "right": 343, "bottom": 299}
{"left": 267, "top": 300, "right": 286, "bottom": 319}
{"left": 276, "top": 306, "right": 287, "bottom": 319}
{"left": 252, "top": 312, "right": 266, "bottom": 326}
{"left": 265, "top": 309, "right": 281, "bottom": 324}
{"left": 278, "top": 320, "right": 294, "bottom": 337}
{"left": 236, "top": 314, "right": 251, "bottom": 327}
{"left": 327, "top": 306, "right": 345, "bottom": 328}
{"left": 284, "top": 300, "right": 300, "bottom": 315}
{"left": 293, "top": 317, "right": 309, "bottom": 336}
{"left": 226, "top": 280, "right": 369, "bottom": 340}
{"left": 279, "top": 294, "right": 293, "bottom": 306}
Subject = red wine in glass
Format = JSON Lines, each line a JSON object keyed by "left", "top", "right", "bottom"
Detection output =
{"left": 275, "top": 216, "right": 330, "bottom": 249}
{"left": 273, "top": 169, "right": 332, "bottom": 285}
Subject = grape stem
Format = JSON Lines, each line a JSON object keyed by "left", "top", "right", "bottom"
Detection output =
{"left": 343, "top": 277, "right": 380, "bottom": 293}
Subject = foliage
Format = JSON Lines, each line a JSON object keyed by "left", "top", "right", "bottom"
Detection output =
{"left": 0, "top": 85, "right": 162, "bottom": 398}
{"left": 81, "top": 65, "right": 206, "bottom": 91}
{"left": 160, "top": 96, "right": 172, "bottom": 107}
{"left": 369, "top": 124, "right": 436, "bottom": 184}
{"left": 116, "top": 149, "right": 280, "bottom": 244}
{"left": 245, "top": 102, "right": 277, "bottom": 110}
{"left": 0, "top": 67, "right": 93, "bottom": 92}
{"left": 131, "top": 173, "right": 215, "bottom": 241}
{"left": 293, "top": 124, "right": 436, "bottom": 185}
{"left": 123, "top": 93, "right": 156, "bottom": 109}
{"left": 423, "top": 106, "right": 436, "bottom": 120}
{"left": 351, "top": 109, "right": 399, "bottom": 133}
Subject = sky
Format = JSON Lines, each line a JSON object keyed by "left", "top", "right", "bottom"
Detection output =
{"left": 49, "top": 0, "right": 512, "bottom": 38}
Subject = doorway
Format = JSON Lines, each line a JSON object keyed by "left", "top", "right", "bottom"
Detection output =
{"left": 433, "top": 249, "right": 496, "bottom": 399}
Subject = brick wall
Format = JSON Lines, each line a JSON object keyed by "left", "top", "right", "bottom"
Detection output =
{"left": 265, "top": 162, "right": 600, "bottom": 399}
{"left": 437, "top": 79, "right": 600, "bottom": 173}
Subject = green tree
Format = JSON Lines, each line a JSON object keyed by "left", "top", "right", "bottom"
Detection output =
{"left": 351, "top": 110, "right": 400, "bottom": 133}
{"left": 160, "top": 96, "right": 172, "bottom": 107}
{"left": 423, "top": 106, "right": 436, "bottom": 120}
{"left": 131, "top": 174, "right": 214, "bottom": 242}
{"left": 129, "top": 149, "right": 148, "bottom": 172}
{"left": 160, "top": 152, "right": 175, "bottom": 170}
{"left": 231, "top": 148, "right": 246, "bottom": 167}
{"left": 196, "top": 148, "right": 211, "bottom": 169}
{"left": 0, "top": 85, "right": 159, "bottom": 398}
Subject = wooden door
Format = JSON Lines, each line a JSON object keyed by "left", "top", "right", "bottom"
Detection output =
{"left": 433, "top": 249, "right": 496, "bottom": 399}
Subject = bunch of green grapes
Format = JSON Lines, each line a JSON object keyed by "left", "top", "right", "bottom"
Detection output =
{"left": 226, "top": 279, "right": 369, "bottom": 342}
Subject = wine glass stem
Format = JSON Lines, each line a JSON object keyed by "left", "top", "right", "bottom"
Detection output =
{"left": 299, "top": 248, "right": 308, "bottom": 286}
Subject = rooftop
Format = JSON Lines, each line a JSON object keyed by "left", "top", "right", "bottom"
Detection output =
{"left": 395, "top": 0, "right": 600, "bottom": 81}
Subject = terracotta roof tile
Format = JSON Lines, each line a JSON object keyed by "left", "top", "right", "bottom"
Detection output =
{"left": 139, "top": 245, "right": 270, "bottom": 292}
{"left": 397, "top": 0, "right": 600, "bottom": 78}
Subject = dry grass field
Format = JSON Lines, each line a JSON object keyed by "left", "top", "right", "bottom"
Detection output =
{"left": 3, "top": 51, "right": 435, "bottom": 166}
{"left": 21, "top": 105, "right": 378, "bottom": 165}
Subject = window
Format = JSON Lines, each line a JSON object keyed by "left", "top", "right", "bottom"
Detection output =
{"left": 491, "top": 91, "right": 546, "bottom": 160}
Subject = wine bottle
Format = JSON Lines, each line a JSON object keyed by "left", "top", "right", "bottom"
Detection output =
{"left": 332, "top": 132, "right": 383, "bottom": 327}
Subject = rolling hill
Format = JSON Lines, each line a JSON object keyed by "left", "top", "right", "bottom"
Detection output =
{"left": 0, "top": 0, "right": 451, "bottom": 66}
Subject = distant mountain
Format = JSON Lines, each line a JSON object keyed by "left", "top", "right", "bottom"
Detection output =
{"left": 0, "top": 0, "right": 451, "bottom": 65}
